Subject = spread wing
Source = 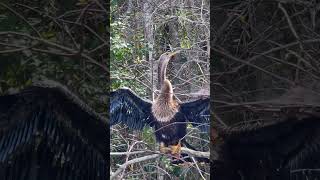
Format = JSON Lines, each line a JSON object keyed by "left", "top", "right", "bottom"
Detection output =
{"left": 213, "top": 116, "right": 320, "bottom": 179}
{"left": 0, "top": 80, "right": 108, "bottom": 159}
{"left": 180, "top": 98, "right": 210, "bottom": 132}
{"left": 110, "top": 88, "right": 154, "bottom": 130}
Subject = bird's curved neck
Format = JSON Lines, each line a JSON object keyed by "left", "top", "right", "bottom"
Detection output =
{"left": 158, "top": 79, "right": 173, "bottom": 102}
{"left": 158, "top": 58, "right": 169, "bottom": 87}
{"left": 158, "top": 56, "right": 173, "bottom": 101}
{"left": 152, "top": 54, "right": 178, "bottom": 122}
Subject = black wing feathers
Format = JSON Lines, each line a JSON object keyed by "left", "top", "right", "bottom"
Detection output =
{"left": 110, "top": 88, "right": 154, "bottom": 130}
{"left": 180, "top": 98, "right": 210, "bottom": 132}
{"left": 0, "top": 80, "right": 108, "bottom": 156}
{"left": 211, "top": 116, "right": 320, "bottom": 180}
{"left": 218, "top": 116, "right": 320, "bottom": 176}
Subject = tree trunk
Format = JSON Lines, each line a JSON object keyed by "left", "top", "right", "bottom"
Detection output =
{"left": 143, "top": 0, "right": 155, "bottom": 101}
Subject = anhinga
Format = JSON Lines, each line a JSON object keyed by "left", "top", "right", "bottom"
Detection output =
{"left": 110, "top": 51, "right": 209, "bottom": 156}
{"left": 0, "top": 80, "right": 108, "bottom": 179}
{"left": 211, "top": 115, "right": 320, "bottom": 180}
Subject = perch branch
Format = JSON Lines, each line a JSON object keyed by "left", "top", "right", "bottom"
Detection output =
{"left": 110, "top": 148, "right": 210, "bottom": 159}
{"left": 110, "top": 154, "right": 160, "bottom": 180}
{"left": 110, "top": 151, "right": 146, "bottom": 156}
{"left": 180, "top": 147, "right": 209, "bottom": 159}
{"left": 110, "top": 147, "right": 212, "bottom": 179}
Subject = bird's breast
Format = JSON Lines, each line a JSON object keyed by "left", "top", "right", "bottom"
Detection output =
{"left": 151, "top": 100, "right": 179, "bottom": 123}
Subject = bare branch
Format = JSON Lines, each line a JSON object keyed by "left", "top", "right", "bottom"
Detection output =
{"left": 110, "top": 154, "right": 160, "bottom": 180}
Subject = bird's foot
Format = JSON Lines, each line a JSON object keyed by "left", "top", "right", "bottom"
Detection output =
{"left": 159, "top": 142, "right": 170, "bottom": 154}
{"left": 170, "top": 143, "right": 181, "bottom": 158}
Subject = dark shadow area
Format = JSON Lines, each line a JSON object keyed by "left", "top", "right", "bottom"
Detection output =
{"left": 211, "top": 1, "right": 320, "bottom": 179}
{"left": 0, "top": 0, "right": 109, "bottom": 179}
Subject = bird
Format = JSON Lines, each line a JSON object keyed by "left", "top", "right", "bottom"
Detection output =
{"left": 110, "top": 51, "right": 209, "bottom": 157}
{"left": 0, "top": 80, "right": 108, "bottom": 178}
{"left": 211, "top": 115, "right": 320, "bottom": 180}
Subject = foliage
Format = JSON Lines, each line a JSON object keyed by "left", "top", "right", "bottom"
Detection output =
{"left": 110, "top": 0, "right": 210, "bottom": 179}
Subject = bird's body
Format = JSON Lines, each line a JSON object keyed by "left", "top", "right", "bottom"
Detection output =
{"left": 152, "top": 80, "right": 178, "bottom": 123}
{"left": 152, "top": 80, "right": 185, "bottom": 147}
{"left": 110, "top": 51, "right": 209, "bottom": 156}
{"left": 154, "top": 112, "right": 186, "bottom": 146}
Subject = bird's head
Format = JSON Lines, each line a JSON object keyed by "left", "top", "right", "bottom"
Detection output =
{"left": 158, "top": 50, "right": 180, "bottom": 86}
{"left": 159, "top": 50, "right": 180, "bottom": 63}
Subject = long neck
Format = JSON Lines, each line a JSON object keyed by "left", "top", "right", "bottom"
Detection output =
{"left": 158, "top": 58, "right": 169, "bottom": 87}
{"left": 158, "top": 79, "right": 173, "bottom": 102}
{"left": 158, "top": 57, "right": 173, "bottom": 101}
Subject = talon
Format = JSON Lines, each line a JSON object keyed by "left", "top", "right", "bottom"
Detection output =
{"left": 160, "top": 142, "right": 170, "bottom": 154}
{"left": 171, "top": 142, "right": 181, "bottom": 157}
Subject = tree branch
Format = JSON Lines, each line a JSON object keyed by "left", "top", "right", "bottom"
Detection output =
{"left": 110, "top": 154, "right": 160, "bottom": 180}
{"left": 110, "top": 147, "right": 211, "bottom": 179}
{"left": 110, "top": 147, "right": 210, "bottom": 159}
{"left": 180, "top": 147, "right": 209, "bottom": 159}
